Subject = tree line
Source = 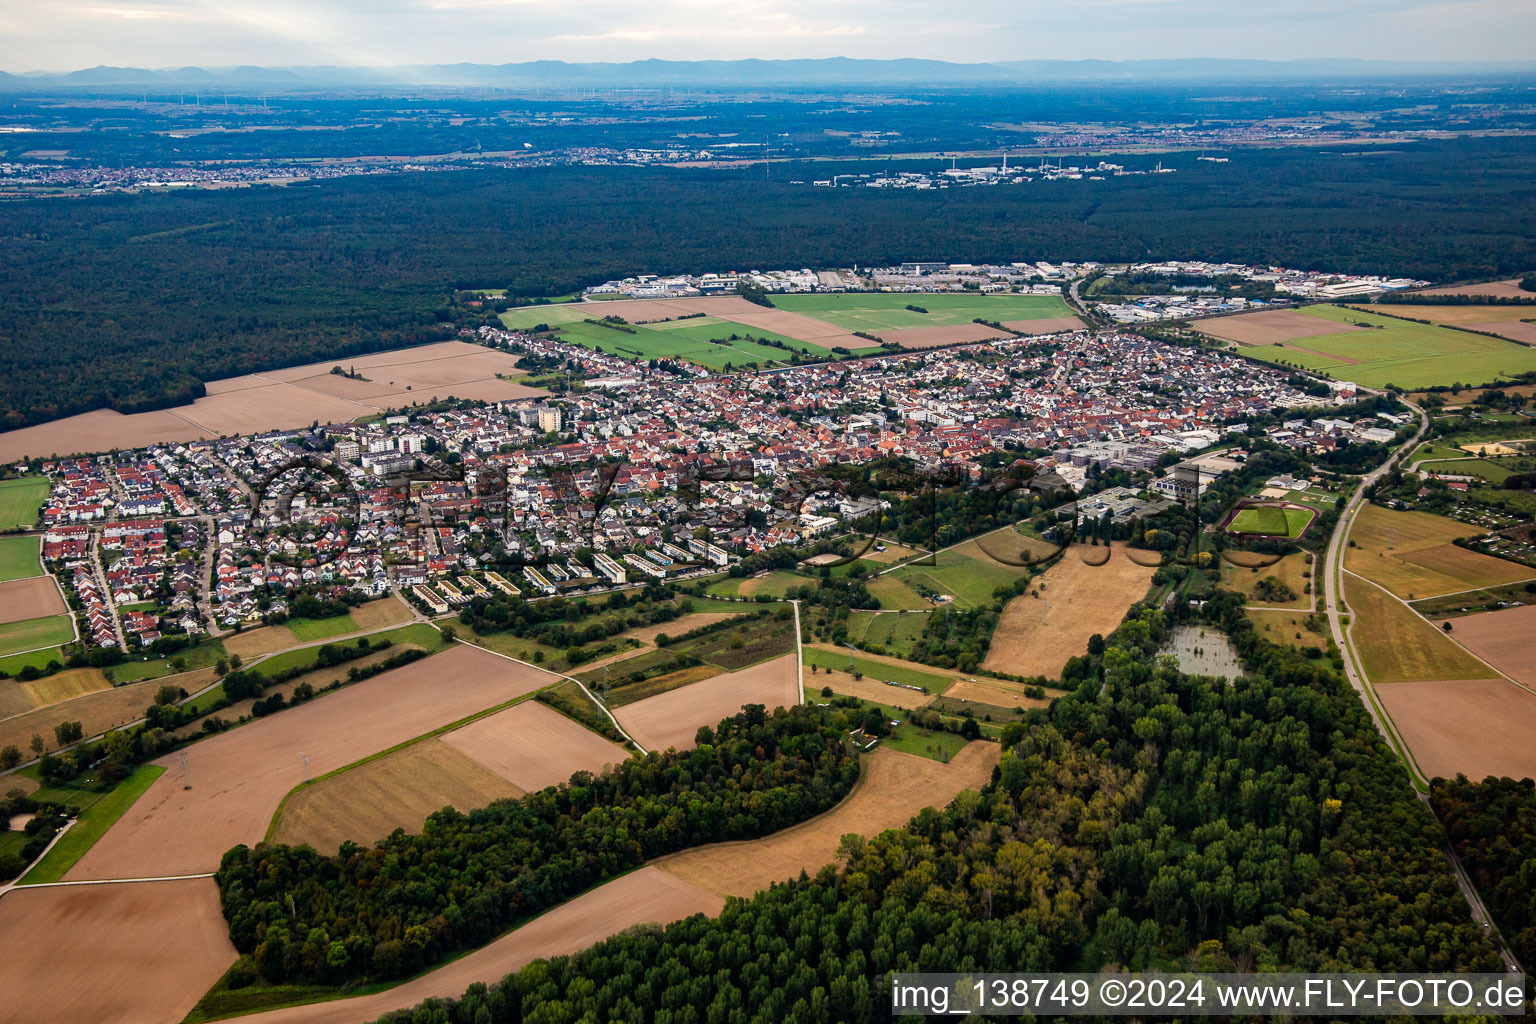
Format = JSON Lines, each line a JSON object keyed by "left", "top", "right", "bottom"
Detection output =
{"left": 215, "top": 704, "right": 860, "bottom": 987}
{"left": 370, "top": 580, "right": 1501, "bottom": 1023}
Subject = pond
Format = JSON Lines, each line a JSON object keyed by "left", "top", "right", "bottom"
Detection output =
{"left": 1162, "top": 625, "right": 1247, "bottom": 681}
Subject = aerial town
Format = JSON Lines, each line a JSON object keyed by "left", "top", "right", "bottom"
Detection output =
{"left": 14, "top": 309, "right": 1406, "bottom": 662}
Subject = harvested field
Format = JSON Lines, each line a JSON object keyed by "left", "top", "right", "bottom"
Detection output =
{"left": 615, "top": 653, "right": 799, "bottom": 753}
{"left": 0, "top": 678, "right": 165, "bottom": 756}
{"left": 1247, "top": 609, "right": 1330, "bottom": 651}
{"left": 1346, "top": 575, "right": 1497, "bottom": 684}
{"left": 659, "top": 743, "right": 999, "bottom": 899}
{"left": 1416, "top": 279, "right": 1533, "bottom": 299}
{"left": 271, "top": 738, "right": 523, "bottom": 852}
{"left": 0, "top": 575, "right": 66, "bottom": 623}
{"left": 878, "top": 323, "right": 1010, "bottom": 348}
{"left": 1346, "top": 504, "right": 1536, "bottom": 599}
{"left": 944, "top": 678, "right": 1052, "bottom": 709}
{"left": 0, "top": 341, "right": 543, "bottom": 462}
{"left": 221, "top": 625, "right": 299, "bottom": 660}
{"left": 0, "top": 409, "right": 214, "bottom": 464}
{"left": 624, "top": 611, "right": 739, "bottom": 644}
{"left": 1001, "top": 315, "right": 1087, "bottom": 335}
{"left": 811, "top": 667, "right": 938, "bottom": 710}
{"left": 1444, "top": 604, "right": 1536, "bottom": 688}
{"left": 1220, "top": 551, "right": 1312, "bottom": 606}
{"left": 65, "top": 644, "right": 558, "bottom": 879}
{"left": 0, "top": 877, "right": 235, "bottom": 1024}
{"left": 235, "top": 866, "right": 724, "bottom": 1024}
{"left": 1377, "top": 678, "right": 1536, "bottom": 781}
{"left": 442, "top": 699, "right": 631, "bottom": 791}
{"left": 18, "top": 667, "right": 112, "bottom": 708}
{"left": 983, "top": 543, "right": 1155, "bottom": 678}
{"left": 951, "top": 528, "right": 1062, "bottom": 566}
{"left": 1198, "top": 308, "right": 1369, "bottom": 346}
{"left": 349, "top": 594, "right": 416, "bottom": 631}
{"left": 858, "top": 540, "right": 926, "bottom": 564}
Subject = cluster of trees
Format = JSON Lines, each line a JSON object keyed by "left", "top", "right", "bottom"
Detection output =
{"left": 455, "top": 589, "right": 684, "bottom": 652}
{"left": 1430, "top": 775, "right": 1536, "bottom": 967}
{"left": 9, "top": 136, "right": 1536, "bottom": 427}
{"left": 216, "top": 704, "right": 860, "bottom": 986}
{"left": 376, "top": 584, "right": 1501, "bottom": 1024}
{"left": 0, "top": 790, "right": 69, "bottom": 881}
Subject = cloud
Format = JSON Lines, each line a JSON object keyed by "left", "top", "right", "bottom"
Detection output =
{"left": 2, "top": 0, "right": 1535, "bottom": 72}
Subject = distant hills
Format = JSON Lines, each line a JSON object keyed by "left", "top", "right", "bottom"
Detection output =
{"left": 4, "top": 57, "right": 1535, "bottom": 92}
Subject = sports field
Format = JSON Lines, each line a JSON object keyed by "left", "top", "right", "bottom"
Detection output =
{"left": 1203, "top": 304, "right": 1536, "bottom": 389}
{"left": 772, "top": 292, "right": 1073, "bottom": 332}
{"left": 0, "top": 535, "right": 43, "bottom": 582}
{"left": 0, "top": 477, "right": 49, "bottom": 530}
{"left": 1345, "top": 504, "right": 1536, "bottom": 599}
{"left": 1227, "top": 503, "right": 1314, "bottom": 538}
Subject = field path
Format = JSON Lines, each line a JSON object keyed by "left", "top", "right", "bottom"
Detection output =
{"left": 65, "top": 644, "right": 558, "bottom": 880}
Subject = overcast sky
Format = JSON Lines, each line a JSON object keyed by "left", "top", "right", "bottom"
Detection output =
{"left": 3, "top": 0, "right": 1534, "bottom": 72}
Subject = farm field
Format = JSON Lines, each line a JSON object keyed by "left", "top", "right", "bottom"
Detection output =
{"left": 441, "top": 699, "right": 631, "bottom": 791}
{"left": 1441, "top": 604, "right": 1536, "bottom": 687}
{"left": 659, "top": 742, "right": 999, "bottom": 899}
{"left": 1201, "top": 304, "right": 1536, "bottom": 389}
{"left": 886, "top": 547, "right": 1031, "bottom": 608}
{"left": 64, "top": 644, "right": 557, "bottom": 880}
{"left": 0, "top": 677, "right": 177, "bottom": 756}
{"left": 544, "top": 318, "right": 810, "bottom": 370}
{"left": 0, "top": 341, "right": 545, "bottom": 463}
{"left": 808, "top": 667, "right": 938, "bottom": 710}
{"left": 707, "top": 569, "right": 804, "bottom": 599}
{"left": 220, "top": 624, "right": 304, "bottom": 660}
{"left": 1417, "top": 457, "right": 1522, "bottom": 483}
{"left": 1197, "top": 307, "right": 1371, "bottom": 346}
{"left": 0, "top": 535, "right": 43, "bottom": 582}
{"left": 228, "top": 867, "right": 725, "bottom": 1024}
{"left": 1415, "top": 278, "right": 1535, "bottom": 299}
{"left": 284, "top": 612, "right": 359, "bottom": 643}
{"left": 1351, "top": 303, "right": 1536, "bottom": 346}
{"left": 1246, "top": 609, "right": 1330, "bottom": 652}
{"left": 1220, "top": 551, "right": 1312, "bottom": 606}
{"left": 0, "top": 477, "right": 49, "bottom": 530}
{"left": 0, "top": 575, "right": 66, "bottom": 623}
{"left": 271, "top": 738, "right": 523, "bottom": 853}
{"left": 1345, "top": 576, "right": 1498, "bottom": 684}
{"left": 949, "top": 527, "right": 1064, "bottom": 567}
{"left": 983, "top": 543, "right": 1155, "bottom": 678}
{"left": 614, "top": 652, "right": 799, "bottom": 752}
{"left": 1346, "top": 504, "right": 1536, "bottom": 599}
{"left": 851, "top": 609, "right": 930, "bottom": 656}
{"left": 864, "top": 572, "right": 931, "bottom": 610}
{"left": 1377, "top": 678, "right": 1536, "bottom": 781}
{"left": 1228, "top": 503, "right": 1314, "bottom": 538}
{"left": 875, "top": 323, "right": 1010, "bottom": 348}
{"left": 942, "top": 678, "right": 1053, "bottom": 709}
{"left": 623, "top": 610, "right": 740, "bottom": 644}
{"left": 15, "top": 666, "right": 112, "bottom": 708}
{"left": 0, "top": 614, "right": 75, "bottom": 658}
{"left": 0, "top": 878, "right": 236, "bottom": 1024}
{"left": 803, "top": 644, "right": 957, "bottom": 692}
{"left": 22, "top": 764, "right": 168, "bottom": 882}
{"left": 772, "top": 292, "right": 1074, "bottom": 332}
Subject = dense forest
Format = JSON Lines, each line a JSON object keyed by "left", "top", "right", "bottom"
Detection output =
{"left": 1431, "top": 775, "right": 1536, "bottom": 968}
{"left": 215, "top": 704, "right": 859, "bottom": 986}
{"left": 3, "top": 136, "right": 1536, "bottom": 427}
{"left": 368, "top": 589, "right": 1500, "bottom": 1023}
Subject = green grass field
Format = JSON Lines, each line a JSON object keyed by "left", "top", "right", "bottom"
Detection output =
{"left": 0, "top": 535, "right": 43, "bottom": 582}
{"left": 886, "top": 549, "right": 1031, "bottom": 609}
{"left": 773, "top": 292, "right": 1072, "bottom": 332}
{"left": 110, "top": 638, "right": 229, "bottom": 683}
{"left": 0, "top": 646, "right": 64, "bottom": 676}
{"left": 20, "top": 765, "right": 166, "bottom": 883}
{"left": 0, "top": 478, "right": 49, "bottom": 531}
{"left": 0, "top": 614, "right": 75, "bottom": 658}
{"left": 853, "top": 610, "right": 931, "bottom": 656}
{"left": 1230, "top": 305, "right": 1536, "bottom": 389}
{"left": 285, "top": 613, "right": 359, "bottom": 643}
{"left": 535, "top": 319, "right": 813, "bottom": 371}
{"left": 802, "top": 646, "right": 954, "bottom": 691}
{"left": 1416, "top": 457, "right": 1524, "bottom": 484}
{"left": 1228, "top": 505, "right": 1315, "bottom": 538}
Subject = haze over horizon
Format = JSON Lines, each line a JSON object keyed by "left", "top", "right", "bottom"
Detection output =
{"left": 3, "top": 0, "right": 1534, "bottom": 76}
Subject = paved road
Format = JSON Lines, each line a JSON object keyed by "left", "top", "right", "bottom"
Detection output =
{"left": 1321, "top": 398, "right": 1522, "bottom": 975}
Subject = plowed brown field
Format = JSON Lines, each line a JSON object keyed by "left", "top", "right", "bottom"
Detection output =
{"left": 1377, "top": 677, "right": 1536, "bottom": 781}
{"left": 442, "top": 699, "right": 631, "bottom": 791}
{"left": 614, "top": 653, "right": 799, "bottom": 752}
